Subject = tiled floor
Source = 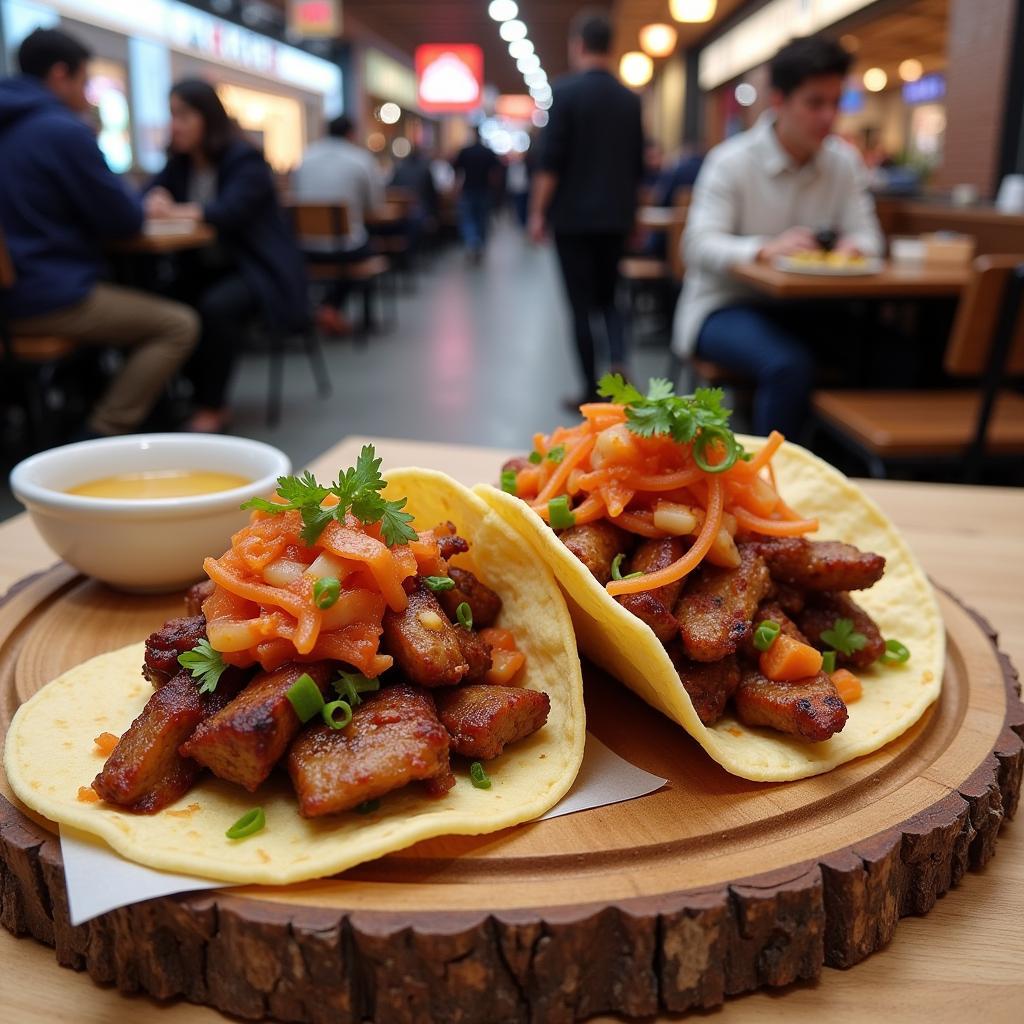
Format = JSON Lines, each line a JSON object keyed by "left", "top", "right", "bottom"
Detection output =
{"left": 1, "top": 219, "right": 672, "bottom": 522}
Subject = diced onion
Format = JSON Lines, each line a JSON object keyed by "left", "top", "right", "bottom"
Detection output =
{"left": 653, "top": 501, "right": 699, "bottom": 536}
{"left": 263, "top": 558, "right": 306, "bottom": 587}
{"left": 207, "top": 618, "right": 263, "bottom": 652}
{"left": 305, "top": 552, "right": 355, "bottom": 581}
{"left": 592, "top": 423, "right": 638, "bottom": 468}
{"left": 706, "top": 527, "right": 741, "bottom": 568}
{"left": 417, "top": 610, "right": 445, "bottom": 632}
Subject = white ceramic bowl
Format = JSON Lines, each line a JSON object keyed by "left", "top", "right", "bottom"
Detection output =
{"left": 10, "top": 434, "right": 291, "bottom": 593}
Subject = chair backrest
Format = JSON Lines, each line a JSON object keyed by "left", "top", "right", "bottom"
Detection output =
{"left": 0, "top": 226, "right": 15, "bottom": 290}
{"left": 288, "top": 203, "right": 351, "bottom": 239}
{"left": 945, "top": 255, "right": 1024, "bottom": 377}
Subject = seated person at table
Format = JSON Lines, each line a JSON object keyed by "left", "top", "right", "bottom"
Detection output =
{"left": 671, "top": 36, "right": 883, "bottom": 438}
{"left": 144, "top": 79, "right": 308, "bottom": 433}
{"left": 292, "top": 115, "right": 384, "bottom": 335}
{"left": 0, "top": 29, "right": 198, "bottom": 438}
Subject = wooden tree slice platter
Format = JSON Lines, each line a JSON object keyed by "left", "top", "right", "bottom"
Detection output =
{"left": 0, "top": 565, "right": 1021, "bottom": 1023}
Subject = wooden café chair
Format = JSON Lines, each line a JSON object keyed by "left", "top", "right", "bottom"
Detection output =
{"left": 811, "top": 255, "right": 1024, "bottom": 481}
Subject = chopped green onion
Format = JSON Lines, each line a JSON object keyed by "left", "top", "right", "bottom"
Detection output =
{"left": 469, "top": 761, "right": 491, "bottom": 789}
{"left": 423, "top": 575, "right": 455, "bottom": 592}
{"left": 333, "top": 670, "right": 380, "bottom": 706}
{"left": 610, "top": 552, "right": 642, "bottom": 581}
{"left": 355, "top": 798, "right": 380, "bottom": 814}
{"left": 500, "top": 469, "right": 518, "bottom": 495}
{"left": 548, "top": 495, "right": 575, "bottom": 530}
{"left": 880, "top": 639, "right": 911, "bottom": 665}
{"left": 822, "top": 650, "right": 837, "bottom": 674}
{"left": 313, "top": 576, "right": 340, "bottom": 609}
{"left": 546, "top": 445, "right": 566, "bottom": 463}
{"left": 286, "top": 673, "right": 325, "bottom": 723}
{"left": 226, "top": 807, "right": 265, "bottom": 840}
{"left": 456, "top": 601, "right": 473, "bottom": 630}
{"left": 527, "top": 451, "right": 542, "bottom": 465}
{"left": 693, "top": 426, "right": 741, "bottom": 474}
{"left": 753, "top": 620, "right": 781, "bottom": 652}
{"left": 322, "top": 699, "right": 352, "bottom": 730}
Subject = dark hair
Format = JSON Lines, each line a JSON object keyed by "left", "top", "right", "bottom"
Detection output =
{"left": 327, "top": 115, "right": 353, "bottom": 139}
{"left": 770, "top": 36, "right": 852, "bottom": 96}
{"left": 571, "top": 10, "right": 612, "bottom": 55}
{"left": 17, "top": 27, "right": 90, "bottom": 79}
{"left": 169, "top": 78, "right": 238, "bottom": 160}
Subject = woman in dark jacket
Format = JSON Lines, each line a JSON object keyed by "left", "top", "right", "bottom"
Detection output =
{"left": 145, "top": 79, "right": 308, "bottom": 432}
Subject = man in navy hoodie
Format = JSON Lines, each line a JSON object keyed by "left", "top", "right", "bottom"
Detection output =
{"left": 0, "top": 28, "right": 198, "bottom": 437}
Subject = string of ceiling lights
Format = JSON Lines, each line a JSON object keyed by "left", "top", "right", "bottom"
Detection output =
{"left": 488, "top": 0, "right": 552, "bottom": 123}
{"left": 619, "top": 1, "right": 717, "bottom": 88}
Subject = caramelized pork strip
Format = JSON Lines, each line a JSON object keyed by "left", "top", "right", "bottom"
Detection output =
{"left": 287, "top": 684, "right": 451, "bottom": 817}
{"left": 675, "top": 547, "right": 773, "bottom": 662}
{"left": 432, "top": 520, "right": 470, "bottom": 561}
{"left": 616, "top": 537, "right": 688, "bottom": 644}
{"left": 559, "top": 520, "right": 631, "bottom": 585}
{"left": 456, "top": 625, "right": 493, "bottom": 683}
{"left": 796, "top": 592, "right": 886, "bottom": 670}
{"left": 143, "top": 615, "right": 208, "bottom": 688}
{"left": 179, "top": 662, "right": 335, "bottom": 792}
{"left": 436, "top": 566, "right": 503, "bottom": 629}
{"left": 185, "top": 579, "right": 216, "bottom": 617}
{"left": 382, "top": 583, "right": 472, "bottom": 687}
{"left": 774, "top": 583, "right": 806, "bottom": 617}
{"left": 92, "top": 670, "right": 240, "bottom": 812}
{"left": 667, "top": 645, "right": 741, "bottom": 725}
{"left": 743, "top": 537, "right": 885, "bottom": 592}
{"left": 734, "top": 669, "right": 849, "bottom": 742}
{"left": 436, "top": 684, "right": 550, "bottom": 760}
{"left": 740, "top": 600, "right": 809, "bottom": 661}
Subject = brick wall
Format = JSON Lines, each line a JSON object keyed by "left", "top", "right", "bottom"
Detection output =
{"left": 933, "top": 0, "right": 1019, "bottom": 198}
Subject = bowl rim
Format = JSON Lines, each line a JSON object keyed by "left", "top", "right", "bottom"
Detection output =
{"left": 9, "top": 433, "right": 291, "bottom": 518}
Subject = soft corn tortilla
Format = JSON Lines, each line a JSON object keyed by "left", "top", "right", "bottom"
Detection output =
{"left": 478, "top": 437, "right": 944, "bottom": 782}
{"left": 4, "top": 469, "right": 586, "bottom": 884}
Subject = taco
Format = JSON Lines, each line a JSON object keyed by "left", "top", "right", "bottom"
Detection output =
{"left": 4, "top": 453, "right": 586, "bottom": 884}
{"left": 477, "top": 376, "right": 943, "bottom": 782}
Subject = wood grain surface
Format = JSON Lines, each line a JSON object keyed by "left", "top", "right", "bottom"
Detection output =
{"left": 1, "top": 438, "right": 1022, "bottom": 1023}
{"left": 731, "top": 261, "right": 968, "bottom": 299}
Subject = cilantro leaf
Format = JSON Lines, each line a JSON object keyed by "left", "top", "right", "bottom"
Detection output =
{"left": 178, "top": 640, "right": 227, "bottom": 695}
{"left": 596, "top": 372, "right": 643, "bottom": 405}
{"left": 820, "top": 618, "right": 868, "bottom": 656}
{"left": 378, "top": 496, "right": 418, "bottom": 546}
{"left": 646, "top": 377, "right": 675, "bottom": 401}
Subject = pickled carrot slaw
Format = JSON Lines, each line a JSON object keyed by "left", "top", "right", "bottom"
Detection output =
{"left": 508, "top": 383, "right": 819, "bottom": 598}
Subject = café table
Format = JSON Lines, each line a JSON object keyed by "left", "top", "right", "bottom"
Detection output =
{"left": 0, "top": 436, "right": 1021, "bottom": 1023}
{"left": 109, "top": 220, "right": 216, "bottom": 255}
{"left": 731, "top": 259, "right": 969, "bottom": 300}
{"left": 636, "top": 205, "right": 682, "bottom": 230}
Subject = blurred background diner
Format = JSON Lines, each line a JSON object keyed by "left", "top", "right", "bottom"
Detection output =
{"left": 1, "top": 0, "right": 1022, "bottom": 521}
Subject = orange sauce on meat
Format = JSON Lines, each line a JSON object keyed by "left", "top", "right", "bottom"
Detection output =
{"left": 67, "top": 470, "right": 250, "bottom": 500}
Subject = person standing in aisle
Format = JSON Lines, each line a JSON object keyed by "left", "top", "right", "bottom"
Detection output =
{"left": 529, "top": 10, "right": 645, "bottom": 407}
{"left": 451, "top": 126, "right": 500, "bottom": 264}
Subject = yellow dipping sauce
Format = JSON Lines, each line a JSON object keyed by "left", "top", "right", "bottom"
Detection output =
{"left": 66, "top": 470, "right": 251, "bottom": 500}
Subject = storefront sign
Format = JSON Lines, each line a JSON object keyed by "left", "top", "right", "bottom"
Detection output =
{"left": 287, "top": 0, "right": 341, "bottom": 39}
{"left": 902, "top": 73, "right": 945, "bottom": 105}
{"left": 365, "top": 47, "right": 418, "bottom": 107}
{"left": 415, "top": 43, "right": 483, "bottom": 113}
{"left": 495, "top": 93, "right": 535, "bottom": 120}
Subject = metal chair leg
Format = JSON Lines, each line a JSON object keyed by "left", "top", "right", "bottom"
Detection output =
{"left": 301, "top": 330, "right": 332, "bottom": 398}
{"left": 267, "top": 331, "right": 283, "bottom": 427}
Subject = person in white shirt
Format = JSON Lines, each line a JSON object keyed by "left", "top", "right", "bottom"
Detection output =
{"left": 672, "top": 36, "right": 883, "bottom": 437}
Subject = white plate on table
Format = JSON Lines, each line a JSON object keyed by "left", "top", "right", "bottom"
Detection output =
{"left": 773, "top": 255, "right": 884, "bottom": 276}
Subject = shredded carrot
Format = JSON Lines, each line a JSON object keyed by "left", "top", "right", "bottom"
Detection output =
{"left": 77, "top": 786, "right": 100, "bottom": 803}
{"left": 733, "top": 507, "right": 819, "bottom": 537}
{"left": 614, "top": 510, "right": 669, "bottom": 539}
{"left": 533, "top": 436, "right": 596, "bottom": 506}
{"left": 733, "top": 430, "right": 785, "bottom": 477}
{"left": 831, "top": 668, "right": 863, "bottom": 703}
{"left": 93, "top": 732, "right": 120, "bottom": 756}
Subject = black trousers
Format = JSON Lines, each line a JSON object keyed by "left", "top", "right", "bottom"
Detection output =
{"left": 553, "top": 231, "right": 627, "bottom": 395}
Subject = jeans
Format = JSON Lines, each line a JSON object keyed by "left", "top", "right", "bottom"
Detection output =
{"left": 695, "top": 305, "right": 816, "bottom": 438}
{"left": 458, "top": 190, "right": 491, "bottom": 251}
{"left": 553, "top": 231, "right": 628, "bottom": 395}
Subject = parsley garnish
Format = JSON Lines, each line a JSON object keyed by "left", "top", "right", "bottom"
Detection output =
{"left": 820, "top": 618, "right": 868, "bottom": 657}
{"left": 178, "top": 640, "right": 227, "bottom": 695}
{"left": 241, "top": 444, "right": 418, "bottom": 547}
{"left": 596, "top": 373, "right": 746, "bottom": 473}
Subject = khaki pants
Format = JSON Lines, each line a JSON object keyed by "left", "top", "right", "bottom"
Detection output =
{"left": 10, "top": 283, "right": 199, "bottom": 435}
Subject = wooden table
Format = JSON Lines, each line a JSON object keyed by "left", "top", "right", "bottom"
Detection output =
{"left": 109, "top": 222, "right": 216, "bottom": 254}
{"left": 636, "top": 205, "right": 682, "bottom": 230}
{"left": 0, "top": 436, "right": 1021, "bottom": 1024}
{"left": 732, "top": 260, "right": 969, "bottom": 299}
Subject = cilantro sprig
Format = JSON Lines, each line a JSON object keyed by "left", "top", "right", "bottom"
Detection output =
{"left": 820, "top": 618, "right": 868, "bottom": 657}
{"left": 241, "top": 444, "right": 418, "bottom": 547}
{"left": 596, "top": 373, "right": 747, "bottom": 473}
{"left": 178, "top": 640, "right": 228, "bottom": 695}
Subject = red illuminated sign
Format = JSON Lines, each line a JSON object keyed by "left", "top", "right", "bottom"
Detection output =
{"left": 496, "top": 94, "right": 535, "bottom": 120}
{"left": 415, "top": 44, "right": 484, "bottom": 113}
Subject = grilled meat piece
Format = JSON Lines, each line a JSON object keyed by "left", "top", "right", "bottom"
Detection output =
{"left": 667, "top": 645, "right": 741, "bottom": 725}
{"left": 437, "top": 566, "right": 503, "bottom": 629}
{"left": 437, "top": 684, "right": 550, "bottom": 760}
{"left": 185, "top": 579, "right": 216, "bottom": 617}
{"left": 92, "top": 670, "right": 239, "bottom": 812}
{"left": 616, "top": 538, "right": 688, "bottom": 644}
{"left": 744, "top": 537, "right": 885, "bottom": 592}
{"left": 774, "top": 583, "right": 806, "bottom": 617}
{"left": 456, "top": 625, "right": 493, "bottom": 683}
{"left": 143, "top": 615, "right": 208, "bottom": 688}
{"left": 675, "top": 547, "right": 773, "bottom": 662}
{"left": 432, "top": 520, "right": 470, "bottom": 561}
{"left": 287, "top": 684, "right": 451, "bottom": 817}
{"left": 734, "top": 669, "right": 848, "bottom": 742}
{"left": 383, "top": 584, "right": 473, "bottom": 687}
{"left": 796, "top": 592, "right": 886, "bottom": 670}
{"left": 741, "top": 600, "right": 809, "bottom": 661}
{"left": 559, "top": 520, "right": 631, "bottom": 585}
{"left": 179, "top": 662, "right": 335, "bottom": 791}
{"left": 424, "top": 767, "right": 457, "bottom": 796}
